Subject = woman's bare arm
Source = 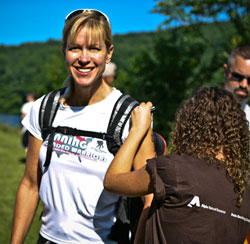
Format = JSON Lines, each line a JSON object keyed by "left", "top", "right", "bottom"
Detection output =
{"left": 11, "top": 134, "right": 42, "bottom": 244}
{"left": 131, "top": 116, "right": 156, "bottom": 242}
{"left": 104, "top": 102, "right": 155, "bottom": 197}
{"left": 133, "top": 193, "right": 153, "bottom": 244}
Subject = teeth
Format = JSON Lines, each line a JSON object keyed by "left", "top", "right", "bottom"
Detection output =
{"left": 78, "top": 68, "right": 91, "bottom": 73}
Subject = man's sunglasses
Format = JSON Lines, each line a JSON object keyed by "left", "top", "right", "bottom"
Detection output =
{"left": 230, "top": 70, "right": 250, "bottom": 85}
{"left": 65, "top": 9, "right": 110, "bottom": 25}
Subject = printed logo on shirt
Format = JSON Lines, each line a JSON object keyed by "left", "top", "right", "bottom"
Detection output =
{"left": 44, "top": 133, "right": 109, "bottom": 163}
{"left": 187, "top": 195, "right": 226, "bottom": 214}
{"left": 187, "top": 196, "right": 200, "bottom": 207}
{"left": 95, "top": 140, "right": 104, "bottom": 150}
{"left": 187, "top": 196, "right": 250, "bottom": 223}
{"left": 231, "top": 213, "right": 250, "bottom": 223}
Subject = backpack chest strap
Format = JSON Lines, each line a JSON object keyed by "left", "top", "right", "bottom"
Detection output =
{"left": 54, "top": 126, "right": 111, "bottom": 139}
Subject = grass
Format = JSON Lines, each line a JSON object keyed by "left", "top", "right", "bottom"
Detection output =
{"left": 0, "top": 123, "right": 42, "bottom": 244}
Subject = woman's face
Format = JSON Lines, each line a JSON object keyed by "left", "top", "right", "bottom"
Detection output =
{"left": 65, "top": 26, "right": 113, "bottom": 88}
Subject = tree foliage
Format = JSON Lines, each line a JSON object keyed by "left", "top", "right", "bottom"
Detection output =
{"left": 153, "top": 0, "right": 250, "bottom": 49}
{"left": 114, "top": 0, "right": 250, "bottom": 139}
{"left": 118, "top": 27, "right": 226, "bottom": 139}
{"left": 0, "top": 40, "right": 65, "bottom": 114}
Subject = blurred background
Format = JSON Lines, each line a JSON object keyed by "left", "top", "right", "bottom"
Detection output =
{"left": 1, "top": 0, "right": 250, "bottom": 138}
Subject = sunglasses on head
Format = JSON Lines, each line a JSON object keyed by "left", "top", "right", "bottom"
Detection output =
{"left": 230, "top": 70, "right": 250, "bottom": 85}
{"left": 65, "top": 9, "right": 110, "bottom": 25}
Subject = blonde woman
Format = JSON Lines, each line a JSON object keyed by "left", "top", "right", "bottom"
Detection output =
{"left": 11, "top": 9, "right": 153, "bottom": 244}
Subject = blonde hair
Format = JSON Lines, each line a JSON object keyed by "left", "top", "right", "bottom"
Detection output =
{"left": 62, "top": 10, "right": 112, "bottom": 52}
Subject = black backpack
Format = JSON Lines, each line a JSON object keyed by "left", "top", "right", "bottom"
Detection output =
{"left": 38, "top": 87, "right": 166, "bottom": 243}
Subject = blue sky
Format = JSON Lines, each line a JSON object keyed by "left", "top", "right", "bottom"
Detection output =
{"left": 1, "top": 0, "right": 166, "bottom": 46}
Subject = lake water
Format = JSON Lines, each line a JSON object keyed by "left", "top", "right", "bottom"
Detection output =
{"left": 0, "top": 114, "right": 20, "bottom": 127}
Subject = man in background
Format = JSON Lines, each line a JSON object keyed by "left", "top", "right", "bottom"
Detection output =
{"left": 103, "top": 62, "right": 117, "bottom": 85}
{"left": 20, "top": 93, "right": 35, "bottom": 154}
{"left": 224, "top": 46, "right": 250, "bottom": 243}
{"left": 224, "top": 45, "right": 250, "bottom": 127}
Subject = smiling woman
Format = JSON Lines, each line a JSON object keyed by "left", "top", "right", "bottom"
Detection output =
{"left": 10, "top": 9, "right": 154, "bottom": 244}
{"left": 64, "top": 25, "right": 113, "bottom": 93}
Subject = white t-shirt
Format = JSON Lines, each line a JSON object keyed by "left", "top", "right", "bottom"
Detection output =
{"left": 21, "top": 101, "right": 34, "bottom": 132}
{"left": 21, "top": 101, "right": 34, "bottom": 115}
{"left": 22, "top": 88, "right": 129, "bottom": 244}
{"left": 242, "top": 102, "right": 250, "bottom": 130}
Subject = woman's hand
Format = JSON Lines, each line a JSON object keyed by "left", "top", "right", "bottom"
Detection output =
{"left": 131, "top": 102, "right": 153, "bottom": 137}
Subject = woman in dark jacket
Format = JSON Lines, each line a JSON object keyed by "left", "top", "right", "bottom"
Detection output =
{"left": 104, "top": 87, "right": 250, "bottom": 244}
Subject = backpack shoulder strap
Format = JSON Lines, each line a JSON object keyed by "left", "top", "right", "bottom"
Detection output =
{"left": 107, "top": 94, "right": 139, "bottom": 155}
{"left": 39, "top": 87, "right": 67, "bottom": 140}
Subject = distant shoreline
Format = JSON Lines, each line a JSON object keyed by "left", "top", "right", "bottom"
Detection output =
{"left": 0, "top": 114, "right": 20, "bottom": 127}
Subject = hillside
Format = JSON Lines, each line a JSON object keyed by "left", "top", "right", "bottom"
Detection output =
{"left": 0, "top": 21, "right": 234, "bottom": 127}
{"left": 0, "top": 30, "right": 160, "bottom": 114}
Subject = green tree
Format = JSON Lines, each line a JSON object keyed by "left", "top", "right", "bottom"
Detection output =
{"left": 153, "top": 0, "right": 250, "bottom": 49}
{"left": 125, "top": 28, "right": 225, "bottom": 139}
{"left": 42, "top": 52, "right": 68, "bottom": 94}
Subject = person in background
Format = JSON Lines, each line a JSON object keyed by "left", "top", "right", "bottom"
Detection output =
{"left": 104, "top": 87, "right": 250, "bottom": 244}
{"left": 11, "top": 9, "right": 153, "bottom": 244}
{"left": 223, "top": 45, "right": 250, "bottom": 244}
{"left": 224, "top": 45, "right": 250, "bottom": 128}
{"left": 103, "top": 62, "right": 117, "bottom": 85}
{"left": 20, "top": 93, "right": 35, "bottom": 154}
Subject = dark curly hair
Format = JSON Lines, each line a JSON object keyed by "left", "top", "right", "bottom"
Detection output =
{"left": 170, "top": 87, "right": 250, "bottom": 207}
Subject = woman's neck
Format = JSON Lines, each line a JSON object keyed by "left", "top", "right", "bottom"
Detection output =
{"left": 64, "top": 80, "right": 113, "bottom": 106}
